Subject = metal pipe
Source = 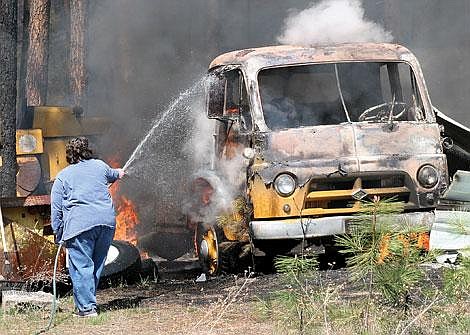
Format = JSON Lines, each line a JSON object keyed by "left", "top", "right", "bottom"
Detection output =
{"left": 334, "top": 64, "right": 351, "bottom": 123}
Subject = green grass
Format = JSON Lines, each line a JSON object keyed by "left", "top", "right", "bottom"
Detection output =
{"left": 255, "top": 293, "right": 470, "bottom": 335}
{"left": 256, "top": 253, "right": 470, "bottom": 335}
{"left": 86, "top": 312, "right": 108, "bottom": 325}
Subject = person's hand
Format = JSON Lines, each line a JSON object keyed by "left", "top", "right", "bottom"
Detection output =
{"left": 117, "top": 168, "right": 126, "bottom": 179}
{"left": 54, "top": 226, "right": 64, "bottom": 245}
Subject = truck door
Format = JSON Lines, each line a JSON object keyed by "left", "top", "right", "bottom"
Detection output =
{"left": 207, "top": 69, "right": 252, "bottom": 160}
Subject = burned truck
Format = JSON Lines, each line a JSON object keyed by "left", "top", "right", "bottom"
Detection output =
{"left": 193, "top": 43, "right": 470, "bottom": 275}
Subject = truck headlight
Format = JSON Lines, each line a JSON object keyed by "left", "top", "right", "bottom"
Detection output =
{"left": 417, "top": 165, "right": 439, "bottom": 188}
{"left": 274, "top": 173, "right": 296, "bottom": 197}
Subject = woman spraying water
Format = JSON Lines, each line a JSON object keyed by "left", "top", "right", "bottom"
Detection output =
{"left": 51, "top": 137, "right": 125, "bottom": 317}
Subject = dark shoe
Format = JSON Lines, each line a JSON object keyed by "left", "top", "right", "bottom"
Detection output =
{"left": 74, "top": 308, "right": 98, "bottom": 318}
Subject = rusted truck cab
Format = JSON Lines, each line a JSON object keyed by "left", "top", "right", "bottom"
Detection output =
{"left": 197, "top": 43, "right": 453, "bottom": 274}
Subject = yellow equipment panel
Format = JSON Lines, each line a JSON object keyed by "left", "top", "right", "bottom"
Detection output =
{"left": 40, "top": 138, "right": 69, "bottom": 181}
{"left": 16, "top": 129, "right": 44, "bottom": 155}
{"left": 32, "top": 106, "right": 82, "bottom": 137}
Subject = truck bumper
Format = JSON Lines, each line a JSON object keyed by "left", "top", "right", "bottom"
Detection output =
{"left": 250, "top": 211, "right": 435, "bottom": 240}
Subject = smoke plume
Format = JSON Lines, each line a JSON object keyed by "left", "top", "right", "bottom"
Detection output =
{"left": 277, "top": 0, "right": 393, "bottom": 46}
{"left": 182, "top": 83, "right": 249, "bottom": 225}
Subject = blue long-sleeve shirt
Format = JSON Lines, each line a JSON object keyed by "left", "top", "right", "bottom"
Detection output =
{"left": 51, "top": 159, "right": 120, "bottom": 243}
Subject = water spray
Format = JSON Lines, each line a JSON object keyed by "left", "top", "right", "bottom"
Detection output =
{"left": 122, "top": 79, "right": 205, "bottom": 172}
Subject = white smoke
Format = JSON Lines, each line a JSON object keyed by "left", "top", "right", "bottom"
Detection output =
{"left": 184, "top": 101, "right": 215, "bottom": 168}
{"left": 277, "top": 0, "right": 393, "bottom": 46}
{"left": 182, "top": 81, "right": 250, "bottom": 224}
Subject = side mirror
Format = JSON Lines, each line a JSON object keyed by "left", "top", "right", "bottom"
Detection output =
{"left": 207, "top": 82, "right": 225, "bottom": 119}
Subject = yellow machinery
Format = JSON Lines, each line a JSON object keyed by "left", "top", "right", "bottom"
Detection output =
{"left": 0, "top": 106, "right": 108, "bottom": 281}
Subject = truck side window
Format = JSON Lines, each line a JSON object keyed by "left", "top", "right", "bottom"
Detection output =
{"left": 225, "top": 71, "right": 240, "bottom": 116}
{"left": 379, "top": 63, "right": 425, "bottom": 121}
{"left": 239, "top": 76, "right": 252, "bottom": 132}
{"left": 207, "top": 69, "right": 252, "bottom": 130}
{"left": 224, "top": 70, "right": 252, "bottom": 131}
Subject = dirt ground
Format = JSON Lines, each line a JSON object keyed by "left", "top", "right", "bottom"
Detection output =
{"left": 0, "top": 271, "right": 283, "bottom": 335}
{"left": 0, "top": 266, "right": 469, "bottom": 335}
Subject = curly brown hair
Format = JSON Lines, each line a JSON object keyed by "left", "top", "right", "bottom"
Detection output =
{"left": 66, "top": 137, "right": 93, "bottom": 164}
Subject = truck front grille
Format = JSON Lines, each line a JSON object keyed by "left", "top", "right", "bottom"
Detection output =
{"left": 303, "top": 174, "right": 410, "bottom": 215}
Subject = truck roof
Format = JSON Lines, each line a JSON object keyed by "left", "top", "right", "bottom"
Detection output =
{"left": 209, "top": 43, "right": 416, "bottom": 71}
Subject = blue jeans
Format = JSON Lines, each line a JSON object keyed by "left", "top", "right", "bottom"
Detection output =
{"left": 66, "top": 225, "right": 115, "bottom": 312}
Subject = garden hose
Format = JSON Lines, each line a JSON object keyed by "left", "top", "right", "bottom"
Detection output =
{"left": 33, "top": 242, "right": 63, "bottom": 335}
{"left": 0, "top": 205, "right": 12, "bottom": 276}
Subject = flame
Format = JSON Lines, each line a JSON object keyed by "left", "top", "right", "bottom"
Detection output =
{"left": 108, "top": 158, "right": 139, "bottom": 245}
{"left": 117, "top": 197, "right": 139, "bottom": 243}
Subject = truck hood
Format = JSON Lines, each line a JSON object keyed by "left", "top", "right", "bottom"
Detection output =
{"left": 253, "top": 122, "right": 442, "bottom": 185}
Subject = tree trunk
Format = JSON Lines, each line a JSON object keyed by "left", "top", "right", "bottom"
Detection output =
{"left": 69, "top": 0, "right": 87, "bottom": 110}
{"left": 26, "top": 0, "right": 50, "bottom": 106}
{"left": 0, "top": 0, "right": 18, "bottom": 197}
{"left": 17, "top": 0, "right": 29, "bottom": 127}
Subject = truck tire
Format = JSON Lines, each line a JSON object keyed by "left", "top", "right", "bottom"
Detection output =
{"left": 99, "top": 240, "right": 142, "bottom": 288}
{"left": 196, "top": 223, "right": 221, "bottom": 275}
{"left": 196, "top": 223, "right": 251, "bottom": 275}
{"left": 138, "top": 231, "right": 193, "bottom": 261}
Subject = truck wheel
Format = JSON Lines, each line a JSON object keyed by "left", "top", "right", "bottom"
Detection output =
{"left": 196, "top": 223, "right": 250, "bottom": 275}
{"left": 218, "top": 241, "right": 243, "bottom": 272}
{"left": 196, "top": 223, "right": 220, "bottom": 275}
{"left": 99, "top": 240, "right": 142, "bottom": 287}
{"left": 138, "top": 230, "right": 193, "bottom": 261}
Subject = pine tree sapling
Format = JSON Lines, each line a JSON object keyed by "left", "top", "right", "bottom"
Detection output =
{"left": 275, "top": 254, "right": 318, "bottom": 280}
{"left": 336, "top": 196, "right": 432, "bottom": 307}
{"left": 273, "top": 255, "right": 319, "bottom": 333}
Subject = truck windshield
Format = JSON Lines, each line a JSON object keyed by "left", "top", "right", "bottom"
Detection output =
{"left": 258, "top": 62, "right": 425, "bottom": 130}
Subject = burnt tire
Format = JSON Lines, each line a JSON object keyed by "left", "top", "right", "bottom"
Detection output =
{"left": 218, "top": 241, "right": 242, "bottom": 273}
{"left": 196, "top": 223, "right": 252, "bottom": 275}
{"left": 196, "top": 223, "right": 222, "bottom": 275}
{"left": 99, "top": 240, "right": 142, "bottom": 288}
{"left": 138, "top": 231, "right": 193, "bottom": 261}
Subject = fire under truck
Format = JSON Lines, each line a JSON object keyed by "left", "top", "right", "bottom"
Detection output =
{"left": 192, "top": 43, "right": 470, "bottom": 275}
